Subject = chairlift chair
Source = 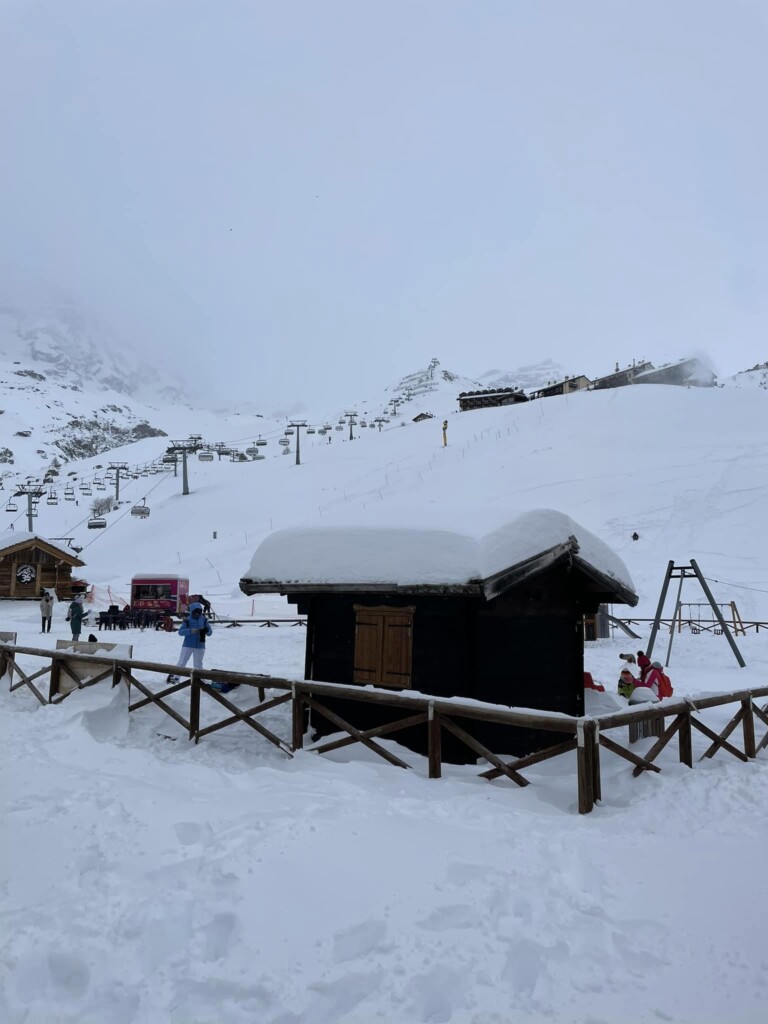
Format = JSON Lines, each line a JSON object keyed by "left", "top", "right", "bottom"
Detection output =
{"left": 360, "top": 420, "right": 367, "bottom": 428}
{"left": 5, "top": 501, "right": 18, "bottom": 513}
{"left": 284, "top": 428, "right": 295, "bottom": 436}
{"left": 80, "top": 484, "right": 92, "bottom": 495}
{"left": 198, "top": 450, "right": 214, "bottom": 462}
{"left": 246, "top": 447, "right": 259, "bottom": 457}
{"left": 47, "top": 491, "right": 58, "bottom": 506}
{"left": 64, "top": 487, "right": 75, "bottom": 501}
{"left": 130, "top": 500, "right": 150, "bottom": 518}
{"left": 255, "top": 439, "right": 268, "bottom": 447}
{"left": 306, "top": 427, "right": 316, "bottom": 434}
{"left": 162, "top": 454, "right": 177, "bottom": 464}
{"left": 334, "top": 425, "right": 343, "bottom": 431}
{"left": 87, "top": 517, "right": 107, "bottom": 530}
{"left": 278, "top": 438, "right": 290, "bottom": 446}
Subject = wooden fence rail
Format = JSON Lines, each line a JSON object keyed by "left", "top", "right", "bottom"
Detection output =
{"left": 3, "top": 643, "right": 767, "bottom": 814}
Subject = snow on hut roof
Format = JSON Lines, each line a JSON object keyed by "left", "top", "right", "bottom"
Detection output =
{"left": 0, "top": 531, "right": 83, "bottom": 562}
{"left": 241, "top": 508, "right": 637, "bottom": 604}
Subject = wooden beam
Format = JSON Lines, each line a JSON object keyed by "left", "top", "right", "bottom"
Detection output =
{"left": 440, "top": 716, "right": 529, "bottom": 787}
{"left": 631, "top": 716, "right": 682, "bottom": 777}
{"left": 690, "top": 716, "right": 749, "bottom": 762}
{"left": 311, "top": 712, "right": 428, "bottom": 755}
{"left": 196, "top": 684, "right": 292, "bottom": 754}
{"left": 701, "top": 705, "right": 744, "bottom": 759}
{"left": 303, "top": 696, "right": 410, "bottom": 769}
{"left": 478, "top": 738, "right": 577, "bottom": 781}
{"left": 428, "top": 704, "right": 442, "bottom": 779}
{"left": 599, "top": 732, "right": 662, "bottom": 774}
{"left": 741, "top": 697, "right": 757, "bottom": 759}
{"left": 678, "top": 712, "right": 693, "bottom": 768}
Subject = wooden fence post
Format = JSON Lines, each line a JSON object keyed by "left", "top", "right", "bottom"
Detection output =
{"left": 592, "top": 724, "right": 601, "bottom": 802}
{"left": 292, "top": 684, "right": 305, "bottom": 750}
{"left": 428, "top": 701, "right": 441, "bottom": 779}
{"left": 742, "top": 697, "right": 757, "bottom": 759}
{"left": 111, "top": 663, "right": 122, "bottom": 689}
{"left": 678, "top": 711, "right": 693, "bottom": 767}
{"left": 48, "top": 660, "right": 61, "bottom": 703}
{"left": 577, "top": 720, "right": 597, "bottom": 814}
{"left": 189, "top": 672, "right": 200, "bottom": 741}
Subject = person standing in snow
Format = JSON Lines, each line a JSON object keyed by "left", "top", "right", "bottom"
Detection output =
{"left": 167, "top": 601, "right": 212, "bottom": 681}
{"left": 67, "top": 594, "right": 85, "bottom": 641}
{"left": 39, "top": 592, "right": 54, "bottom": 633}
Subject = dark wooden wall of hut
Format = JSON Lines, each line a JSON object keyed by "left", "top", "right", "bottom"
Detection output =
{"left": 292, "top": 568, "right": 597, "bottom": 763}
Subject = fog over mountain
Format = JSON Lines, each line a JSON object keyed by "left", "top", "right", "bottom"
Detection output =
{"left": 1, "top": 1, "right": 767, "bottom": 407}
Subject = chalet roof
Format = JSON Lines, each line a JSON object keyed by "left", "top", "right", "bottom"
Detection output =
{"left": 241, "top": 509, "right": 637, "bottom": 605}
{"left": 0, "top": 532, "right": 85, "bottom": 566}
{"left": 633, "top": 357, "right": 715, "bottom": 381}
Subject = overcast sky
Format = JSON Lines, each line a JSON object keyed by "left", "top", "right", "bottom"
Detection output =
{"left": 1, "top": 1, "right": 766, "bottom": 407}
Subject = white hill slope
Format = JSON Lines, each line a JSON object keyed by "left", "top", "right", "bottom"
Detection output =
{"left": 3, "top": 377, "right": 768, "bottom": 1023}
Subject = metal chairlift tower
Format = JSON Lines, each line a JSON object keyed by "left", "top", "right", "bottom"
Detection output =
{"left": 343, "top": 410, "right": 358, "bottom": 441}
{"left": 13, "top": 486, "right": 45, "bottom": 533}
{"left": 166, "top": 437, "right": 204, "bottom": 495}
{"left": 108, "top": 462, "right": 129, "bottom": 503}
{"left": 288, "top": 421, "right": 308, "bottom": 465}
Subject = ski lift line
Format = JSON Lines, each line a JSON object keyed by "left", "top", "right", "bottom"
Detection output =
{"left": 703, "top": 576, "right": 768, "bottom": 596}
{"left": 77, "top": 470, "right": 171, "bottom": 549}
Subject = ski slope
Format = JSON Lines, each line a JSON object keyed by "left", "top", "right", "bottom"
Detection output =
{"left": 3, "top": 381, "right": 768, "bottom": 1023}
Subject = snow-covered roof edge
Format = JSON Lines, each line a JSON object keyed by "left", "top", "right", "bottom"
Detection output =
{"left": 0, "top": 531, "right": 84, "bottom": 563}
{"left": 240, "top": 510, "right": 637, "bottom": 605}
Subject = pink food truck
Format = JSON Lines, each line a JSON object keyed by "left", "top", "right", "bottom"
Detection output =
{"left": 130, "top": 574, "right": 189, "bottom": 614}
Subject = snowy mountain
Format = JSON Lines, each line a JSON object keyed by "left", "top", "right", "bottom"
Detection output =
{"left": 723, "top": 360, "right": 768, "bottom": 390}
{"left": 476, "top": 358, "right": 568, "bottom": 393}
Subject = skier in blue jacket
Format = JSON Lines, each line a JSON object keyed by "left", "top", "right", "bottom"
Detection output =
{"left": 167, "top": 602, "right": 212, "bottom": 681}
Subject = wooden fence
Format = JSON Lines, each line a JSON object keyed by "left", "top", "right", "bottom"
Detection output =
{"left": 3, "top": 643, "right": 767, "bottom": 814}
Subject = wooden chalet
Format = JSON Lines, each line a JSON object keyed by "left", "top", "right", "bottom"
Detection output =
{"left": 0, "top": 533, "right": 85, "bottom": 600}
{"left": 240, "top": 511, "right": 637, "bottom": 761}
{"left": 457, "top": 387, "right": 528, "bottom": 412}
{"left": 633, "top": 358, "right": 716, "bottom": 388}
{"left": 591, "top": 361, "right": 654, "bottom": 391}
{"left": 529, "top": 375, "right": 592, "bottom": 400}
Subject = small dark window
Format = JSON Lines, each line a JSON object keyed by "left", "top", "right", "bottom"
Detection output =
{"left": 353, "top": 605, "right": 414, "bottom": 689}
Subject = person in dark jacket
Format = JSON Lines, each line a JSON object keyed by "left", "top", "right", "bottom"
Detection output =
{"left": 67, "top": 595, "right": 85, "bottom": 641}
{"left": 167, "top": 602, "right": 212, "bottom": 681}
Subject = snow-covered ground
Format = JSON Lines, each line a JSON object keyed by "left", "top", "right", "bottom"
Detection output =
{"left": 3, "top": 380, "right": 768, "bottom": 1022}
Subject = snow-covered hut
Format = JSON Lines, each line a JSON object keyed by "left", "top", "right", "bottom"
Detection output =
{"left": 0, "top": 533, "right": 85, "bottom": 600}
{"left": 240, "top": 509, "right": 637, "bottom": 760}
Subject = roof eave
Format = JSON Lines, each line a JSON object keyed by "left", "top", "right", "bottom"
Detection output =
{"left": 239, "top": 579, "right": 482, "bottom": 597}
